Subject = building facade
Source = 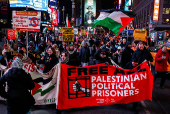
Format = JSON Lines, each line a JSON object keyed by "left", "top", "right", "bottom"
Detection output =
{"left": 133, "top": 0, "right": 170, "bottom": 44}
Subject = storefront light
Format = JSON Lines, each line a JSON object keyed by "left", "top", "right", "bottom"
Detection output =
{"left": 166, "top": 19, "right": 169, "bottom": 22}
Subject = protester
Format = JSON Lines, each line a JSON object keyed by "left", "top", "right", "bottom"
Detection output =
{"left": 74, "top": 44, "right": 80, "bottom": 54}
{"left": 89, "top": 37, "right": 95, "bottom": 47}
{"left": 0, "top": 52, "right": 35, "bottom": 114}
{"left": 45, "top": 40, "right": 52, "bottom": 52}
{"left": 28, "top": 41, "right": 35, "bottom": 53}
{"left": 2, "top": 44, "right": 14, "bottom": 57}
{"left": 113, "top": 46, "right": 122, "bottom": 65}
{"left": 121, "top": 42, "right": 134, "bottom": 68}
{"left": 94, "top": 45, "right": 112, "bottom": 65}
{"left": 132, "top": 41, "right": 153, "bottom": 64}
{"left": 59, "top": 42, "right": 67, "bottom": 53}
{"left": 79, "top": 42, "right": 90, "bottom": 67}
{"left": 21, "top": 44, "right": 33, "bottom": 64}
{"left": 60, "top": 51, "right": 70, "bottom": 65}
{"left": 154, "top": 45, "right": 170, "bottom": 89}
{"left": 120, "top": 38, "right": 126, "bottom": 49}
{"left": 38, "top": 47, "right": 58, "bottom": 73}
{"left": 52, "top": 44, "right": 60, "bottom": 59}
{"left": 34, "top": 43, "right": 45, "bottom": 54}
{"left": 68, "top": 44, "right": 79, "bottom": 66}
{"left": 131, "top": 43, "right": 137, "bottom": 51}
{"left": 124, "top": 58, "right": 139, "bottom": 113}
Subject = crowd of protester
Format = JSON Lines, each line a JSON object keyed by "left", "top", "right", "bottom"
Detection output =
{"left": 0, "top": 32, "right": 154, "bottom": 73}
{"left": 3, "top": 32, "right": 170, "bottom": 114}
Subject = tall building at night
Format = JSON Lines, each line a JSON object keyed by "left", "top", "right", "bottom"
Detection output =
{"left": 133, "top": 0, "right": 170, "bottom": 43}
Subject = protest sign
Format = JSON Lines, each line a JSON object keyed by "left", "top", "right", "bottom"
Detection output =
{"left": 58, "top": 62, "right": 153, "bottom": 109}
{"left": 12, "top": 11, "right": 41, "bottom": 32}
{"left": 62, "top": 27, "right": 74, "bottom": 42}
{"left": 7, "top": 29, "right": 15, "bottom": 39}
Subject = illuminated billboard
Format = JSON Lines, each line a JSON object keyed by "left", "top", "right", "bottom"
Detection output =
{"left": 50, "top": 7, "right": 57, "bottom": 25}
{"left": 124, "top": 0, "right": 133, "bottom": 11}
{"left": 84, "top": 0, "right": 96, "bottom": 25}
{"left": 0, "top": 0, "right": 8, "bottom": 23}
{"left": 153, "top": 0, "right": 160, "bottom": 21}
{"left": 9, "top": 0, "right": 48, "bottom": 11}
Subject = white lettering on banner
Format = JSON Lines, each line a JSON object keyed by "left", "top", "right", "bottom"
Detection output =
{"left": 91, "top": 73, "right": 147, "bottom": 97}
{"left": 92, "top": 89, "right": 139, "bottom": 97}
{"left": 91, "top": 73, "right": 147, "bottom": 83}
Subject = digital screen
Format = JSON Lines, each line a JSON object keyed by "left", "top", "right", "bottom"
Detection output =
{"left": 84, "top": 0, "right": 96, "bottom": 25}
{"left": 9, "top": 0, "right": 48, "bottom": 11}
{"left": 0, "top": 0, "right": 8, "bottom": 23}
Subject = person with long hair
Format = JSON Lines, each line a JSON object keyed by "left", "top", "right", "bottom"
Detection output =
{"left": 38, "top": 47, "right": 58, "bottom": 73}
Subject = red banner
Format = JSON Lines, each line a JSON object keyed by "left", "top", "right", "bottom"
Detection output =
{"left": 58, "top": 62, "right": 153, "bottom": 109}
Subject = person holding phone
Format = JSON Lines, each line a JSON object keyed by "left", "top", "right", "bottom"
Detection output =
{"left": 154, "top": 45, "right": 170, "bottom": 89}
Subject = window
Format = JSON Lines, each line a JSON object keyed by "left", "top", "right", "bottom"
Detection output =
{"left": 163, "top": 8, "right": 166, "bottom": 14}
{"left": 166, "top": 8, "right": 170, "bottom": 14}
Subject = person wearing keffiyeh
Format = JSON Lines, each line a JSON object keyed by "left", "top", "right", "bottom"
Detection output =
{"left": 0, "top": 56, "right": 35, "bottom": 114}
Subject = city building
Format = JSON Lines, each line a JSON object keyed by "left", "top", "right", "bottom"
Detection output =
{"left": 133, "top": 0, "right": 170, "bottom": 44}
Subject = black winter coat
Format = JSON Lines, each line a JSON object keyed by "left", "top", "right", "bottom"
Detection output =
{"left": 68, "top": 51, "right": 79, "bottom": 66}
{"left": 132, "top": 48, "right": 153, "bottom": 64}
{"left": 79, "top": 47, "right": 90, "bottom": 63}
{"left": 121, "top": 47, "right": 134, "bottom": 68}
{"left": 94, "top": 48, "right": 112, "bottom": 65}
{"left": 0, "top": 68, "right": 35, "bottom": 114}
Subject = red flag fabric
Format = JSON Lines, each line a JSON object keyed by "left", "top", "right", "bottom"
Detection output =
{"left": 66, "top": 16, "right": 71, "bottom": 27}
{"left": 67, "top": 19, "right": 71, "bottom": 27}
{"left": 58, "top": 62, "right": 153, "bottom": 109}
{"left": 117, "top": 17, "right": 134, "bottom": 36}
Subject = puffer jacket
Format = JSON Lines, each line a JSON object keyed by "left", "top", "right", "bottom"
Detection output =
{"left": 0, "top": 68, "right": 35, "bottom": 114}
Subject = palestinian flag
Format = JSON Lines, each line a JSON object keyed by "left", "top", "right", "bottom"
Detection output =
{"left": 92, "top": 11, "right": 135, "bottom": 36}
{"left": 66, "top": 15, "right": 71, "bottom": 27}
{"left": 43, "top": 26, "right": 48, "bottom": 33}
{"left": 21, "top": 63, "right": 61, "bottom": 105}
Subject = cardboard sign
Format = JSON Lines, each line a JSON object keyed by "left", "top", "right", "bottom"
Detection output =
{"left": 81, "top": 29, "right": 86, "bottom": 35}
{"left": 62, "top": 27, "right": 74, "bottom": 42}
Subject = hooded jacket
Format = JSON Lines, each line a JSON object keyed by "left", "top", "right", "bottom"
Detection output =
{"left": 0, "top": 58, "right": 35, "bottom": 114}
{"left": 121, "top": 42, "right": 134, "bottom": 68}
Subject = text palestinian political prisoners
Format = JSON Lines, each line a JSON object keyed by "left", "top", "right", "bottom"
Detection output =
{"left": 58, "top": 62, "right": 153, "bottom": 109}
